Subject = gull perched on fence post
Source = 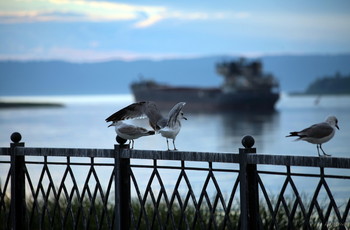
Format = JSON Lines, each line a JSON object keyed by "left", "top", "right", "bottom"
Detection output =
{"left": 106, "top": 120, "right": 155, "bottom": 149}
{"left": 286, "top": 116, "right": 339, "bottom": 157}
{"left": 105, "top": 101, "right": 187, "bottom": 150}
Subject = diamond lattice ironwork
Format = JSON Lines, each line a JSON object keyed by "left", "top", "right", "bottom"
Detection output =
{"left": 0, "top": 162, "right": 11, "bottom": 229}
{"left": 1, "top": 145, "right": 350, "bottom": 230}
{"left": 22, "top": 156, "right": 115, "bottom": 230}
{"left": 258, "top": 166, "right": 350, "bottom": 229}
{"left": 129, "top": 160, "right": 241, "bottom": 229}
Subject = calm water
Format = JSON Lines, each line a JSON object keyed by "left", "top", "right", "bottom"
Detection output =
{"left": 1, "top": 94, "right": 349, "bottom": 203}
{"left": 1, "top": 94, "right": 349, "bottom": 154}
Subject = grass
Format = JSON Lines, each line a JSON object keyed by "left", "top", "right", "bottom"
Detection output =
{"left": 0, "top": 194, "right": 348, "bottom": 229}
{"left": 130, "top": 198, "right": 240, "bottom": 229}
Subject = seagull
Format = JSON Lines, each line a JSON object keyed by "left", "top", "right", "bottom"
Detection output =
{"left": 158, "top": 102, "right": 187, "bottom": 150}
{"left": 105, "top": 101, "right": 187, "bottom": 150}
{"left": 286, "top": 116, "right": 339, "bottom": 157}
{"left": 107, "top": 120, "right": 155, "bottom": 149}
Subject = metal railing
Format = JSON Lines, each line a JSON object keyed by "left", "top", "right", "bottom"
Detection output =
{"left": 0, "top": 132, "right": 349, "bottom": 229}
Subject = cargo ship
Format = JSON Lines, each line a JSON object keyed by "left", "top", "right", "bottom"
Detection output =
{"left": 131, "top": 58, "right": 280, "bottom": 111}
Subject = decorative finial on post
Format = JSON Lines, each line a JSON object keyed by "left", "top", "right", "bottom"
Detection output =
{"left": 116, "top": 135, "right": 127, "bottom": 145}
{"left": 239, "top": 135, "right": 258, "bottom": 229}
{"left": 114, "top": 135, "right": 129, "bottom": 152}
{"left": 11, "top": 132, "right": 22, "bottom": 143}
{"left": 241, "top": 135, "right": 255, "bottom": 149}
{"left": 9, "top": 132, "right": 25, "bottom": 229}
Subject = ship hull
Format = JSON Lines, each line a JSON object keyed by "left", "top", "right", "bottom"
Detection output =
{"left": 132, "top": 86, "right": 279, "bottom": 111}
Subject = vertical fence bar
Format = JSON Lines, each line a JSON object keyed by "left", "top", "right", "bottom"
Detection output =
{"left": 114, "top": 143, "right": 130, "bottom": 230}
{"left": 10, "top": 132, "right": 25, "bottom": 230}
{"left": 246, "top": 143, "right": 259, "bottom": 229}
{"left": 120, "top": 156, "right": 130, "bottom": 229}
{"left": 239, "top": 145, "right": 248, "bottom": 230}
{"left": 114, "top": 145, "right": 121, "bottom": 230}
{"left": 239, "top": 135, "right": 258, "bottom": 230}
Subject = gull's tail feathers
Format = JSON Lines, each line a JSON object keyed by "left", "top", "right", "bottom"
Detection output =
{"left": 286, "top": 132, "right": 300, "bottom": 137}
{"left": 286, "top": 131, "right": 306, "bottom": 141}
{"left": 147, "top": 130, "right": 156, "bottom": 135}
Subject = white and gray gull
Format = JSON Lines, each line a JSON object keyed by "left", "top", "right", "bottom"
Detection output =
{"left": 105, "top": 101, "right": 187, "bottom": 150}
{"left": 286, "top": 116, "right": 339, "bottom": 157}
{"left": 107, "top": 120, "right": 155, "bottom": 149}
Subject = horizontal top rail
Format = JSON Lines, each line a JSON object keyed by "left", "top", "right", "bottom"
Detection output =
{"left": 247, "top": 154, "right": 350, "bottom": 168}
{"left": 121, "top": 149, "right": 240, "bottom": 163}
{"left": 0, "top": 147, "right": 115, "bottom": 158}
{"left": 1, "top": 146, "right": 350, "bottom": 169}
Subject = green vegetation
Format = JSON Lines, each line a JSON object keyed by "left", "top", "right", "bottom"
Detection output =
{"left": 130, "top": 199, "right": 240, "bottom": 229}
{"left": 0, "top": 195, "right": 348, "bottom": 229}
{"left": 305, "top": 72, "right": 350, "bottom": 94}
{"left": 0, "top": 196, "right": 114, "bottom": 229}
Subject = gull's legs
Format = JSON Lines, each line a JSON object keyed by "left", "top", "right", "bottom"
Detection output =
{"left": 129, "top": 140, "right": 134, "bottom": 149}
{"left": 316, "top": 144, "right": 321, "bottom": 157}
{"left": 166, "top": 139, "right": 170, "bottom": 151}
{"left": 319, "top": 144, "right": 331, "bottom": 157}
{"left": 173, "top": 140, "right": 177, "bottom": 151}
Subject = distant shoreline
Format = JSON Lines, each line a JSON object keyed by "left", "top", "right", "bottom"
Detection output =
{"left": 288, "top": 92, "right": 350, "bottom": 96}
{"left": 0, "top": 101, "right": 64, "bottom": 108}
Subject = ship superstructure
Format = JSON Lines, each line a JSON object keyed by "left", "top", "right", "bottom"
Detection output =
{"left": 131, "top": 58, "right": 279, "bottom": 111}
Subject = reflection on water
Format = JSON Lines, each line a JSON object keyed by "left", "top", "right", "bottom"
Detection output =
{"left": 220, "top": 110, "right": 280, "bottom": 151}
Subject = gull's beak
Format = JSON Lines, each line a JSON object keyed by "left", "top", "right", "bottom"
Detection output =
{"left": 108, "top": 122, "right": 114, "bottom": 127}
{"left": 183, "top": 116, "right": 187, "bottom": 120}
{"left": 336, "top": 124, "right": 339, "bottom": 130}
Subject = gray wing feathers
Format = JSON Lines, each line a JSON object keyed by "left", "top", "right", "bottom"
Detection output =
{"left": 143, "top": 102, "right": 165, "bottom": 130}
{"left": 167, "top": 102, "right": 186, "bottom": 127}
{"left": 105, "top": 101, "right": 147, "bottom": 122}
{"left": 106, "top": 101, "right": 166, "bottom": 131}
{"left": 106, "top": 101, "right": 186, "bottom": 131}
{"left": 156, "top": 119, "right": 168, "bottom": 130}
{"left": 299, "top": 122, "right": 334, "bottom": 138}
{"left": 118, "top": 125, "right": 153, "bottom": 136}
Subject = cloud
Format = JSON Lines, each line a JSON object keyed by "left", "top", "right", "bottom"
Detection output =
{"left": 133, "top": 10, "right": 250, "bottom": 28}
{"left": 134, "top": 14, "right": 164, "bottom": 28}
{"left": 0, "top": 46, "right": 202, "bottom": 62}
{"left": 0, "top": 10, "right": 88, "bottom": 23}
{"left": 0, "top": 0, "right": 164, "bottom": 24}
{"left": 0, "top": 0, "right": 247, "bottom": 28}
{"left": 0, "top": 0, "right": 163, "bottom": 25}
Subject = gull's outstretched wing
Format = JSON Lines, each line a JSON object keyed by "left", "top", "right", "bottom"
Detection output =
{"left": 106, "top": 101, "right": 167, "bottom": 131}
{"left": 105, "top": 101, "right": 148, "bottom": 122}
{"left": 167, "top": 102, "right": 186, "bottom": 127}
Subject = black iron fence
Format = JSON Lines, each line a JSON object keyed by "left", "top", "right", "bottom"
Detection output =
{"left": 0, "top": 132, "right": 349, "bottom": 230}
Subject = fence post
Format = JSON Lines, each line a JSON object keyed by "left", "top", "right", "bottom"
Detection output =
{"left": 10, "top": 132, "right": 25, "bottom": 230}
{"left": 114, "top": 137, "right": 130, "bottom": 230}
{"left": 239, "top": 135, "right": 259, "bottom": 230}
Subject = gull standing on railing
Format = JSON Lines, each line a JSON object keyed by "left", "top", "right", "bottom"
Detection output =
{"left": 106, "top": 120, "right": 155, "bottom": 149}
{"left": 286, "top": 115, "right": 339, "bottom": 156}
{"left": 105, "top": 101, "right": 187, "bottom": 150}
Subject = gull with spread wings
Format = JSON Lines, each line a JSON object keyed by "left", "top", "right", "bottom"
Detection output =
{"left": 106, "top": 101, "right": 187, "bottom": 150}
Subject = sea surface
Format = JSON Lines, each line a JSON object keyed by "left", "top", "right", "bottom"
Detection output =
{"left": 0, "top": 94, "right": 349, "bottom": 205}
